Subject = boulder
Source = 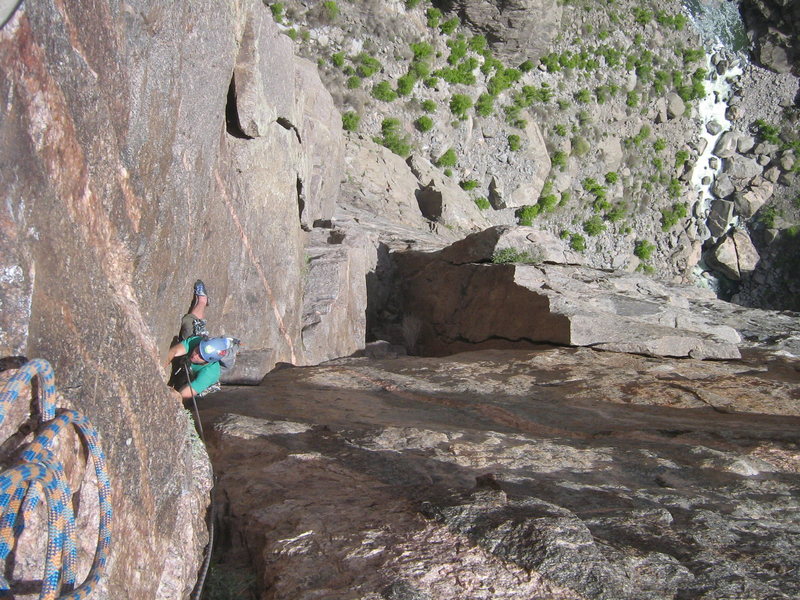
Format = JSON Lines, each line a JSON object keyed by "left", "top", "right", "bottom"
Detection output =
{"left": 301, "top": 226, "right": 370, "bottom": 364}
{"left": 395, "top": 244, "right": 742, "bottom": 359}
{"left": 712, "top": 173, "right": 735, "bottom": 198}
{"left": 597, "top": 136, "right": 624, "bottom": 171}
{"left": 407, "top": 155, "right": 492, "bottom": 232}
{"left": 342, "top": 136, "right": 432, "bottom": 232}
{"left": 666, "top": 91, "right": 685, "bottom": 119}
{"left": 439, "top": 226, "right": 585, "bottom": 266}
{"left": 723, "top": 154, "right": 764, "bottom": 181}
{"left": 708, "top": 230, "right": 760, "bottom": 280}
{"left": 707, "top": 199, "right": 735, "bottom": 237}
{"left": 453, "top": 0, "right": 562, "bottom": 63}
{"left": 713, "top": 131, "right": 739, "bottom": 158}
{"left": 507, "top": 118, "right": 551, "bottom": 208}
{"left": 733, "top": 178, "right": 774, "bottom": 218}
{"left": 737, "top": 135, "right": 756, "bottom": 154}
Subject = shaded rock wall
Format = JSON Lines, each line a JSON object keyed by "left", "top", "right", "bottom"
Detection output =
{"left": 0, "top": 0, "right": 344, "bottom": 597}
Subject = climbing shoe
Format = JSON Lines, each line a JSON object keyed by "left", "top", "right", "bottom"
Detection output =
{"left": 194, "top": 279, "right": 209, "bottom": 305}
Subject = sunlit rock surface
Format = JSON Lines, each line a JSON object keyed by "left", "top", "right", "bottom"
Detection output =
{"left": 202, "top": 347, "right": 800, "bottom": 599}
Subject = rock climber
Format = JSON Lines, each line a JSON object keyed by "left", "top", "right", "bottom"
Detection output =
{"left": 164, "top": 280, "right": 236, "bottom": 402}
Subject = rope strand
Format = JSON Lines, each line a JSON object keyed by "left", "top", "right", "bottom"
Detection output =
{"left": 0, "top": 359, "right": 112, "bottom": 600}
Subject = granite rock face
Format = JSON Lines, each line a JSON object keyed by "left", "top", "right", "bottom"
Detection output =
{"left": 453, "top": 0, "right": 563, "bottom": 63}
{"left": 201, "top": 347, "right": 800, "bottom": 600}
{"left": 0, "top": 1, "right": 345, "bottom": 597}
{"left": 393, "top": 235, "right": 747, "bottom": 359}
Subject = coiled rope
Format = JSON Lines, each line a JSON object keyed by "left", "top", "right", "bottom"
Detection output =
{"left": 0, "top": 358, "right": 112, "bottom": 599}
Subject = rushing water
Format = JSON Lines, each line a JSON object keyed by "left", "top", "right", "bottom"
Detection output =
{"left": 682, "top": 0, "right": 749, "bottom": 53}
{"left": 682, "top": 1, "right": 749, "bottom": 211}
{"left": 681, "top": 1, "right": 750, "bottom": 290}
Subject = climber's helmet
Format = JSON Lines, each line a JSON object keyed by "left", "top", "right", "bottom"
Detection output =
{"left": 199, "top": 337, "right": 230, "bottom": 363}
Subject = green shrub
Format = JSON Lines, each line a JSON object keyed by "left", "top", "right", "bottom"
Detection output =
{"left": 372, "top": 81, "right": 397, "bottom": 102}
{"left": 469, "top": 34, "right": 487, "bottom": 52}
{"left": 552, "top": 150, "right": 567, "bottom": 171}
{"left": 322, "top": 1, "right": 339, "bottom": 20}
{"left": 559, "top": 191, "right": 571, "bottom": 206}
{"left": 634, "top": 240, "right": 655, "bottom": 260}
{"left": 508, "top": 134, "right": 522, "bottom": 151}
{"left": 674, "top": 149, "right": 690, "bottom": 168}
{"left": 575, "top": 89, "right": 592, "bottom": 104}
{"left": 660, "top": 202, "right": 688, "bottom": 230}
{"left": 405, "top": 0, "right": 422, "bottom": 9}
{"left": 475, "top": 93, "right": 494, "bottom": 117}
{"left": 409, "top": 60, "right": 431, "bottom": 79}
{"left": 346, "top": 75, "right": 361, "bottom": 89}
{"left": 421, "top": 99, "right": 437, "bottom": 113}
{"left": 514, "top": 59, "right": 532, "bottom": 73}
{"left": 758, "top": 205, "right": 778, "bottom": 228}
{"left": 626, "top": 91, "right": 639, "bottom": 107}
{"left": 426, "top": 7, "right": 442, "bottom": 28}
{"left": 554, "top": 124, "right": 567, "bottom": 136}
{"left": 652, "top": 138, "right": 667, "bottom": 152}
{"left": 517, "top": 205, "right": 540, "bottom": 226}
{"left": 444, "top": 168, "right": 453, "bottom": 177}
{"left": 481, "top": 55, "right": 503, "bottom": 75}
{"left": 356, "top": 53, "right": 382, "bottom": 77}
{"left": 559, "top": 229, "right": 570, "bottom": 240}
{"left": 410, "top": 41, "right": 434, "bottom": 61}
{"left": 440, "top": 17, "right": 460, "bottom": 35}
{"left": 487, "top": 68, "right": 521, "bottom": 96}
{"left": 460, "top": 179, "right": 479, "bottom": 191}
{"left": 755, "top": 119, "right": 781, "bottom": 145}
{"left": 286, "top": 28, "right": 297, "bottom": 40}
{"left": 606, "top": 203, "right": 627, "bottom": 222}
{"left": 331, "top": 52, "right": 345, "bottom": 68}
{"left": 415, "top": 115, "right": 434, "bottom": 132}
{"left": 571, "top": 136, "right": 590, "bottom": 156}
{"left": 446, "top": 37, "right": 468, "bottom": 64}
{"left": 539, "top": 193, "right": 559, "bottom": 212}
{"left": 667, "top": 177, "right": 682, "bottom": 198}
{"left": 604, "top": 171, "right": 619, "bottom": 185}
{"left": 449, "top": 93, "right": 473, "bottom": 118}
{"left": 583, "top": 215, "right": 606, "bottom": 236}
{"left": 631, "top": 125, "right": 651, "bottom": 146}
{"left": 436, "top": 148, "right": 457, "bottom": 167}
{"left": 682, "top": 48, "right": 705, "bottom": 64}
{"left": 342, "top": 111, "right": 360, "bottom": 132}
{"left": 570, "top": 233, "right": 586, "bottom": 251}
{"left": 270, "top": 2, "right": 284, "bottom": 23}
{"left": 375, "top": 118, "right": 411, "bottom": 157}
{"left": 492, "top": 248, "right": 537, "bottom": 264}
{"left": 397, "top": 74, "right": 416, "bottom": 96}
{"left": 424, "top": 76, "right": 440, "bottom": 88}
{"left": 474, "top": 196, "right": 490, "bottom": 210}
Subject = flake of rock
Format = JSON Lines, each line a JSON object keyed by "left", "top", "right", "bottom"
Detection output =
{"left": 723, "top": 155, "right": 763, "bottom": 181}
{"left": 737, "top": 135, "right": 755, "bottom": 154}
{"left": 712, "top": 174, "right": 735, "bottom": 198}
{"left": 733, "top": 180, "right": 774, "bottom": 218}
{"left": 706, "top": 121, "right": 723, "bottom": 135}
{"left": 713, "top": 132, "right": 738, "bottom": 158}
{"left": 666, "top": 92, "right": 685, "bottom": 119}
{"left": 707, "top": 200, "right": 734, "bottom": 238}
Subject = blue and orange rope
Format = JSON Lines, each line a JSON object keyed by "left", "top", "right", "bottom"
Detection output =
{"left": 0, "top": 359, "right": 112, "bottom": 599}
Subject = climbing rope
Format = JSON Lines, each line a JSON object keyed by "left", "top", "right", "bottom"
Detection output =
{"left": 0, "top": 359, "right": 112, "bottom": 600}
{"left": 183, "top": 362, "right": 215, "bottom": 600}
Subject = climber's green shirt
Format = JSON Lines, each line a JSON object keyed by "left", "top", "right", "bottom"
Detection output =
{"left": 181, "top": 336, "right": 221, "bottom": 394}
